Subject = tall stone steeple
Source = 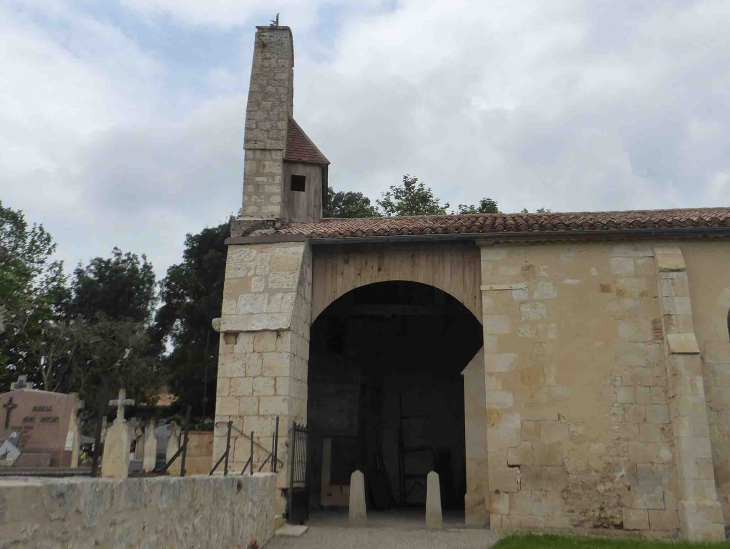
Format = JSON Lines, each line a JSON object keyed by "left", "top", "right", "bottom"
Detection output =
{"left": 236, "top": 25, "right": 329, "bottom": 235}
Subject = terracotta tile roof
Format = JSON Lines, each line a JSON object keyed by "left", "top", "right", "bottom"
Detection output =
{"left": 277, "top": 207, "right": 730, "bottom": 239}
{"left": 284, "top": 118, "right": 329, "bottom": 165}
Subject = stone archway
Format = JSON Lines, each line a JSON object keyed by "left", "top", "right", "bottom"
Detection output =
{"left": 305, "top": 280, "right": 484, "bottom": 522}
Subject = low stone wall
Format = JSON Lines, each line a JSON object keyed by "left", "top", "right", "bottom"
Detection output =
{"left": 0, "top": 473, "right": 276, "bottom": 548}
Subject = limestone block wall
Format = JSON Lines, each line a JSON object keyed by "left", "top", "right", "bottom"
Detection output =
{"left": 680, "top": 242, "right": 730, "bottom": 527}
{"left": 164, "top": 431, "right": 214, "bottom": 476}
{"left": 214, "top": 241, "right": 312, "bottom": 512}
{"left": 0, "top": 473, "right": 277, "bottom": 549}
{"left": 241, "top": 26, "right": 294, "bottom": 220}
{"left": 242, "top": 149, "right": 286, "bottom": 219}
{"left": 480, "top": 243, "right": 679, "bottom": 534}
{"left": 463, "top": 348, "right": 489, "bottom": 526}
{"left": 652, "top": 246, "right": 725, "bottom": 540}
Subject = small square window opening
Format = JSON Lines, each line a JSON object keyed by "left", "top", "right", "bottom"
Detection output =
{"left": 291, "top": 175, "right": 306, "bottom": 192}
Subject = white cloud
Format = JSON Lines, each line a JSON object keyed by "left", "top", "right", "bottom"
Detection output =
{"left": 2, "top": 0, "right": 730, "bottom": 284}
{"left": 289, "top": 0, "right": 730, "bottom": 213}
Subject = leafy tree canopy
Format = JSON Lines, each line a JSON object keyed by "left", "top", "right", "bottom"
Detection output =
{"left": 71, "top": 247, "right": 156, "bottom": 323}
{"left": 326, "top": 175, "right": 548, "bottom": 219}
{"left": 377, "top": 175, "right": 450, "bottom": 217}
{"left": 521, "top": 207, "right": 552, "bottom": 214}
{"left": 0, "top": 201, "right": 69, "bottom": 390}
{"left": 457, "top": 198, "right": 500, "bottom": 214}
{"left": 152, "top": 222, "right": 230, "bottom": 416}
{"left": 324, "top": 188, "right": 380, "bottom": 218}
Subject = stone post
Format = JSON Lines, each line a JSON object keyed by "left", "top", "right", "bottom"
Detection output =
{"left": 143, "top": 420, "right": 157, "bottom": 472}
{"left": 655, "top": 247, "right": 725, "bottom": 541}
{"left": 348, "top": 470, "right": 367, "bottom": 526}
{"left": 426, "top": 471, "right": 444, "bottom": 529}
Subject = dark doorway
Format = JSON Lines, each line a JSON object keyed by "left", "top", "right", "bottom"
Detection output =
{"left": 307, "top": 281, "right": 483, "bottom": 514}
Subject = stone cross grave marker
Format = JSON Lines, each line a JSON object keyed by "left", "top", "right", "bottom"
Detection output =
{"left": 10, "top": 375, "right": 29, "bottom": 389}
{"left": 101, "top": 389, "right": 135, "bottom": 478}
{"left": 110, "top": 389, "right": 135, "bottom": 421}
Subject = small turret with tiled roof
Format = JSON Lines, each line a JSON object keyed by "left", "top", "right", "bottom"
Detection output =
{"left": 233, "top": 22, "right": 329, "bottom": 237}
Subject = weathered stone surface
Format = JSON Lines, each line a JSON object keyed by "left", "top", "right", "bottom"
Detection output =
{"left": 667, "top": 333, "right": 700, "bottom": 354}
{"left": 348, "top": 470, "right": 367, "bottom": 526}
{"left": 143, "top": 421, "right": 157, "bottom": 473}
{"left": 624, "top": 509, "right": 649, "bottom": 530}
{"left": 426, "top": 471, "right": 443, "bottom": 529}
{"left": 101, "top": 418, "right": 130, "bottom": 478}
{"left": 0, "top": 474, "right": 276, "bottom": 548}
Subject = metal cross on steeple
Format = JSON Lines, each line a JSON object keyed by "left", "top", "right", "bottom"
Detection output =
{"left": 109, "top": 389, "right": 135, "bottom": 422}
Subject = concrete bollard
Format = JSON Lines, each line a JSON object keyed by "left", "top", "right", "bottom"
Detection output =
{"left": 426, "top": 471, "right": 444, "bottom": 529}
{"left": 349, "top": 470, "right": 367, "bottom": 526}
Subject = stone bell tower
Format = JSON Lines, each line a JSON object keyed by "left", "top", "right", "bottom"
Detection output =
{"left": 235, "top": 25, "right": 329, "bottom": 236}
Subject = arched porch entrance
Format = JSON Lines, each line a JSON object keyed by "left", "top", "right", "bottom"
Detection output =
{"left": 306, "top": 280, "right": 483, "bottom": 519}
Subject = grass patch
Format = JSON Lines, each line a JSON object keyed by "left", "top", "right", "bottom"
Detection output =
{"left": 494, "top": 534, "right": 730, "bottom": 548}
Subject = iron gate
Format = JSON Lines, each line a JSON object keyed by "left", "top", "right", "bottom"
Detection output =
{"left": 287, "top": 421, "right": 309, "bottom": 524}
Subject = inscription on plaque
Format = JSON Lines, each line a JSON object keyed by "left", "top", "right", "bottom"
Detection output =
{"left": 1, "top": 383, "right": 78, "bottom": 466}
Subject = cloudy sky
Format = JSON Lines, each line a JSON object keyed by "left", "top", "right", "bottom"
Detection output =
{"left": 2, "top": 0, "right": 729, "bottom": 280}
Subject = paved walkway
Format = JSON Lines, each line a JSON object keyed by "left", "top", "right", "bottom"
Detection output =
{"left": 266, "top": 511, "right": 502, "bottom": 549}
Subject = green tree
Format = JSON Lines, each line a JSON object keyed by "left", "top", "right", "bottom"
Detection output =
{"left": 71, "top": 247, "right": 156, "bottom": 322}
{"left": 70, "top": 314, "right": 159, "bottom": 410}
{"left": 65, "top": 248, "right": 160, "bottom": 408}
{"left": 521, "top": 207, "right": 552, "bottom": 214}
{"left": 377, "top": 175, "right": 450, "bottom": 217}
{"left": 152, "top": 223, "right": 230, "bottom": 416}
{"left": 457, "top": 198, "right": 500, "bottom": 214}
{"left": 0, "top": 201, "right": 70, "bottom": 391}
{"left": 324, "top": 188, "right": 380, "bottom": 218}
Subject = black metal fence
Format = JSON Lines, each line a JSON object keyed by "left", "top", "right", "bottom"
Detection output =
{"left": 287, "top": 421, "right": 309, "bottom": 524}
{"left": 209, "top": 416, "right": 282, "bottom": 476}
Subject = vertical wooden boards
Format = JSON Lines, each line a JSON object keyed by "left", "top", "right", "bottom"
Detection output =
{"left": 311, "top": 241, "right": 481, "bottom": 321}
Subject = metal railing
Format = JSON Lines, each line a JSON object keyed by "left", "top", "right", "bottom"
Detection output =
{"left": 160, "top": 405, "right": 192, "bottom": 476}
{"left": 286, "top": 421, "right": 308, "bottom": 523}
{"left": 209, "top": 416, "right": 282, "bottom": 476}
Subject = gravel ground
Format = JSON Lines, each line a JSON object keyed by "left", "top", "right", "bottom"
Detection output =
{"left": 266, "top": 519, "right": 502, "bottom": 549}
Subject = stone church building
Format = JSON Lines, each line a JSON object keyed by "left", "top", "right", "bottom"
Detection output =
{"left": 213, "top": 25, "right": 730, "bottom": 540}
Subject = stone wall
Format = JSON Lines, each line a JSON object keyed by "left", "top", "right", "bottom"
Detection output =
{"left": 214, "top": 241, "right": 312, "bottom": 513}
{"left": 478, "top": 241, "right": 723, "bottom": 540}
{"left": 680, "top": 242, "right": 730, "bottom": 529}
{"left": 241, "top": 26, "right": 294, "bottom": 220}
{"left": 0, "top": 473, "right": 277, "bottom": 548}
{"left": 463, "top": 348, "right": 488, "bottom": 526}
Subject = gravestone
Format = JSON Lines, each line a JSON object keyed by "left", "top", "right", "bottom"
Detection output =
{"left": 0, "top": 377, "right": 82, "bottom": 467}
{"left": 101, "top": 389, "right": 135, "bottom": 478}
{"left": 166, "top": 421, "right": 182, "bottom": 476}
{"left": 65, "top": 394, "right": 84, "bottom": 467}
{"left": 143, "top": 420, "right": 157, "bottom": 472}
